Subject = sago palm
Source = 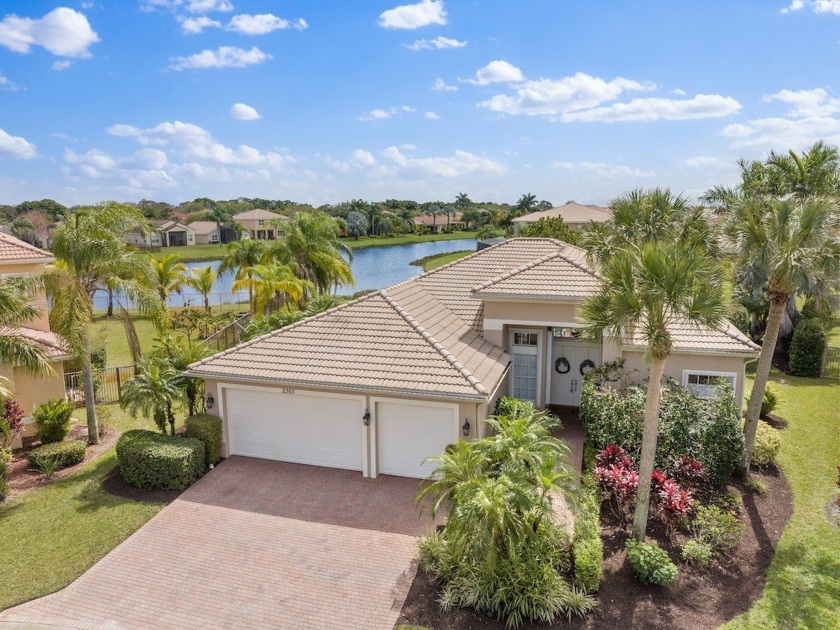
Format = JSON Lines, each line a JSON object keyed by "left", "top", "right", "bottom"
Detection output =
{"left": 725, "top": 196, "right": 840, "bottom": 468}
{"left": 185, "top": 265, "right": 217, "bottom": 313}
{"left": 152, "top": 254, "right": 187, "bottom": 306}
{"left": 582, "top": 242, "right": 724, "bottom": 541}
{"left": 220, "top": 238, "right": 267, "bottom": 313}
{"left": 46, "top": 203, "right": 161, "bottom": 444}
{"left": 232, "top": 262, "right": 313, "bottom": 314}
{"left": 120, "top": 356, "right": 184, "bottom": 436}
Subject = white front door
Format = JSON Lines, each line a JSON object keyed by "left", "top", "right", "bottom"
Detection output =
{"left": 375, "top": 401, "right": 457, "bottom": 478}
{"left": 510, "top": 329, "right": 540, "bottom": 403}
{"left": 550, "top": 342, "right": 601, "bottom": 406}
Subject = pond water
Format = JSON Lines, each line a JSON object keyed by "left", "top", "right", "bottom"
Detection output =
{"left": 92, "top": 238, "right": 476, "bottom": 310}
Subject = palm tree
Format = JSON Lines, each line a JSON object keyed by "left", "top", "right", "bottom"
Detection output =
{"left": 398, "top": 208, "right": 415, "bottom": 230}
{"left": 120, "top": 356, "right": 184, "bottom": 435}
{"left": 46, "top": 203, "right": 160, "bottom": 444}
{"left": 156, "top": 336, "right": 210, "bottom": 417}
{"left": 271, "top": 211, "right": 353, "bottom": 297}
{"left": 424, "top": 204, "right": 441, "bottom": 231}
{"left": 515, "top": 193, "right": 538, "bottom": 215}
{"left": 455, "top": 192, "right": 472, "bottom": 209}
{"left": 220, "top": 239, "right": 267, "bottom": 313}
{"left": 185, "top": 265, "right": 217, "bottom": 314}
{"left": 232, "top": 262, "right": 313, "bottom": 314}
{"left": 152, "top": 254, "right": 187, "bottom": 307}
{"left": 205, "top": 206, "right": 233, "bottom": 245}
{"left": 442, "top": 206, "right": 457, "bottom": 231}
{"left": 725, "top": 197, "right": 840, "bottom": 468}
{"left": 582, "top": 242, "right": 724, "bottom": 541}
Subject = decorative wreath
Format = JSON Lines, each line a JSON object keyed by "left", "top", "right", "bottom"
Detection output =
{"left": 554, "top": 357, "right": 571, "bottom": 374}
{"left": 580, "top": 359, "right": 597, "bottom": 376}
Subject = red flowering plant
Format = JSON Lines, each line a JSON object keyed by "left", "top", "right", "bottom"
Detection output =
{"left": 657, "top": 478, "right": 695, "bottom": 538}
{"left": 0, "top": 398, "right": 25, "bottom": 449}
{"left": 595, "top": 444, "right": 639, "bottom": 526}
{"left": 673, "top": 455, "right": 706, "bottom": 489}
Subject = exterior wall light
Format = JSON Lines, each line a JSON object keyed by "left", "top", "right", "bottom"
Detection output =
{"left": 462, "top": 418, "right": 471, "bottom": 437}
{"left": 363, "top": 409, "right": 371, "bottom": 426}
{"left": 205, "top": 393, "right": 215, "bottom": 410}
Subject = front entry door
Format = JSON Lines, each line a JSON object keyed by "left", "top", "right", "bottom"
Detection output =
{"left": 551, "top": 342, "right": 601, "bottom": 406}
{"left": 510, "top": 330, "right": 539, "bottom": 403}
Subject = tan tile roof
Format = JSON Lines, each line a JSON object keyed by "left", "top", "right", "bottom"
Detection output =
{"left": 187, "top": 221, "right": 220, "bottom": 235}
{"left": 625, "top": 319, "right": 761, "bottom": 355}
{"left": 233, "top": 209, "right": 287, "bottom": 221}
{"left": 0, "top": 233, "right": 54, "bottom": 263}
{"left": 511, "top": 201, "right": 610, "bottom": 225}
{"left": 3, "top": 327, "right": 69, "bottom": 360}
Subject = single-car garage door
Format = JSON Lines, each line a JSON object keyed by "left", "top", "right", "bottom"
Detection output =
{"left": 225, "top": 388, "right": 364, "bottom": 471}
{"left": 375, "top": 401, "right": 456, "bottom": 478}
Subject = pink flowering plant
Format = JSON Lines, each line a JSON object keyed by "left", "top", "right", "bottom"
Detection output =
{"left": 595, "top": 444, "right": 639, "bottom": 526}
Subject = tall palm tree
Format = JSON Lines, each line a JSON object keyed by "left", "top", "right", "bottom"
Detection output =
{"left": 232, "top": 262, "right": 313, "bottom": 314}
{"left": 219, "top": 238, "right": 267, "bottom": 313}
{"left": 442, "top": 206, "right": 456, "bottom": 230}
{"left": 46, "top": 203, "right": 160, "bottom": 444}
{"left": 582, "top": 242, "right": 724, "bottom": 541}
{"left": 152, "top": 254, "right": 187, "bottom": 307}
{"left": 185, "top": 265, "right": 217, "bottom": 313}
{"left": 424, "top": 204, "right": 441, "bottom": 231}
{"left": 120, "top": 356, "right": 184, "bottom": 436}
{"left": 205, "top": 206, "right": 233, "bottom": 245}
{"left": 515, "top": 193, "right": 538, "bottom": 215}
{"left": 271, "top": 211, "right": 353, "bottom": 297}
{"left": 725, "top": 196, "right": 840, "bottom": 468}
{"left": 455, "top": 192, "right": 472, "bottom": 209}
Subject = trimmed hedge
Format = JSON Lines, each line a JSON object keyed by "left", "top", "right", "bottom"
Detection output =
{"left": 28, "top": 440, "right": 86, "bottom": 471}
{"left": 789, "top": 319, "right": 826, "bottom": 377}
{"left": 185, "top": 414, "right": 223, "bottom": 466}
{"left": 572, "top": 475, "right": 603, "bottom": 593}
{"left": 116, "top": 430, "right": 205, "bottom": 490}
{"left": 33, "top": 398, "right": 75, "bottom": 444}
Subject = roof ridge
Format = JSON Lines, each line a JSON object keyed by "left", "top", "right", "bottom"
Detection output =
{"left": 380, "top": 288, "right": 489, "bottom": 396}
{"left": 554, "top": 245, "right": 602, "bottom": 279}
{"left": 470, "top": 250, "right": 561, "bottom": 293}
{"left": 0, "top": 232, "right": 53, "bottom": 259}
{"left": 720, "top": 318, "right": 761, "bottom": 350}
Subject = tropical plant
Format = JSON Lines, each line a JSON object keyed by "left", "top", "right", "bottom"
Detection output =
{"left": 515, "top": 192, "right": 538, "bottom": 215}
{"left": 32, "top": 398, "right": 75, "bottom": 444}
{"left": 345, "top": 211, "right": 368, "bottom": 239}
{"left": 184, "top": 265, "right": 217, "bottom": 314}
{"left": 625, "top": 539, "right": 678, "bottom": 586}
{"left": 46, "top": 203, "right": 161, "bottom": 444}
{"left": 120, "top": 356, "right": 184, "bottom": 436}
{"left": 0, "top": 398, "right": 26, "bottom": 449}
{"left": 220, "top": 238, "right": 267, "bottom": 313}
{"left": 689, "top": 504, "right": 744, "bottom": 554}
{"left": 750, "top": 420, "right": 782, "bottom": 466}
{"left": 442, "top": 206, "right": 457, "bottom": 230}
{"left": 725, "top": 197, "right": 840, "bottom": 468}
{"left": 475, "top": 224, "right": 498, "bottom": 240}
{"left": 205, "top": 205, "right": 233, "bottom": 244}
{"left": 519, "top": 216, "right": 578, "bottom": 244}
{"left": 582, "top": 191, "right": 725, "bottom": 541}
{"left": 232, "top": 262, "right": 313, "bottom": 314}
{"left": 397, "top": 207, "right": 415, "bottom": 229}
{"left": 424, "top": 204, "right": 441, "bottom": 230}
{"left": 455, "top": 192, "right": 472, "bottom": 209}
{"left": 151, "top": 254, "right": 187, "bottom": 307}
{"left": 164, "top": 339, "right": 210, "bottom": 417}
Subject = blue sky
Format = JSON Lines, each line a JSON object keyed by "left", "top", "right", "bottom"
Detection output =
{"left": 1, "top": 0, "right": 839, "bottom": 206}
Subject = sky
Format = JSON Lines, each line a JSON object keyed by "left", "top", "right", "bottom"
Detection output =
{"left": 1, "top": 0, "right": 840, "bottom": 207}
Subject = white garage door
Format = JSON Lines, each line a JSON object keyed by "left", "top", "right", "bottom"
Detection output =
{"left": 225, "top": 388, "right": 364, "bottom": 471}
{"left": 376, "top": 401, "right": 456, "bottom": 478}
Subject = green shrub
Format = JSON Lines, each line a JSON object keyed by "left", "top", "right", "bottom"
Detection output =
{"left": 572, "top": 477, "right": 603, "bottom": 593}
{"left": 690, "top": 504, "right": 744, "bottom": 554}
{"left": 28, "top": 440, "right": 86, "bottom": 472}
{"left": 789, "top": 319, "right": 826, "bottom": 377}
{"left": 625, "top": 539, "right": 678, "bottom": 586}
{"left": 116, "top": 430, "right": 205, "bottom": 490}
{"left": 760, "top": 386, "right": 778, "bottom": 417}
{"left": 580, "top": 378, "right": 744, "bottom": 487}
{"left": 0, "top": 447, "right": 11, "bottom": 502}
{"left": 750, "top": 421, "right": 782, "bottom": 467}
{"left": 681, "top": 539, "right": 712, "bottom": 565}
{"left": 185, "top": 414, "right": 223, "bottom": 466}
{"left": 32, "top": 398, "right": 75, "bottom": 444}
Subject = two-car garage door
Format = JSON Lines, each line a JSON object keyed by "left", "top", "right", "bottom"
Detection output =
{"left": 223, "top": 387, "right": 457, "bottom": 478}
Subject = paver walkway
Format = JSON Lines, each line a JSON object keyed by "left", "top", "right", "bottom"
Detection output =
{"left": 0, "top": 457, "right": 437, "bottom": 630}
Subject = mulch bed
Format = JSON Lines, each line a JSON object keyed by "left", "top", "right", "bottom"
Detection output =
{"left": 397, "top": 466, "right": 793, "bottom": 630}
{"left": 6, "top": 423, "right": 118, "bottom": 497}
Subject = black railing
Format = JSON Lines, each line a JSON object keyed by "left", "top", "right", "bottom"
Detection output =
{"left": 822, "top": 346, "right": 840, "bottom": 380}
{"left": 64, "top": 364, "right": 136, "bottom": 407}
{"left": 202, "top": 313, "right": 252, "bottom": 354}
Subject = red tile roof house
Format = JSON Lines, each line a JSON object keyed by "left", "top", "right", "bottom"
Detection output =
{"left": 186, "top": 239, "right": 758, "bottom": 479}
{"left": 413, "top": 210, "right": 466, "bottom": 233}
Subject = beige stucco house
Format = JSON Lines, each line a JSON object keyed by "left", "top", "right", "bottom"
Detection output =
{"left": 413, "top": 210, "right": 466, "bottom": 233}
{"left": 125, "top": 220, "right": 196, "bottom": 248}
{"left": 233, "top": 209, "right": 288, "bottom": 240}
{"left": 512, "top": 201, "right": 610, "bottom": 234}
{"left": 187, "top": 238, "right": 759, "bottom": 480}
{"left": 0, "top": 234, "right": 70, "bottom": 447}
{"left": 189, "top": 221, "right": 222, "bottom": 245}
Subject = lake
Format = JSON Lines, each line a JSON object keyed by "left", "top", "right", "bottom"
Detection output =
{"left": 93, "top": 238, "right": 476, "bottom": 310}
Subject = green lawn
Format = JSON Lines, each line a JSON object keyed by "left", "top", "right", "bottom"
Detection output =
{"left": 149, "top": 243, "right": 229, "bottom": 262}
{"left": 413, "top": 249, "right": 473, "bottom": 271}
{"left": 826, "top": 321, "right": 840, "bottom": 346}
{"left": 0, "top": 406, "right": 172, "bottom": 610}
{"left": 724, "top": 370, "right": 840, "bottom": 630}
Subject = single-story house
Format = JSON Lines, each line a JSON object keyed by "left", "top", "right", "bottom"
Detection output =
{"left": 125, "top": 220, "right": 196, "bottom": 248}
{"left": 189, "top": 221, "right": 221, "bottom": 245}
{"left": 512, "top": 201, "right": 610, "bottom": 234}
{"left": 233, "top": 209, "right": 288, "bottom": 241}
{"left": 0, "top": 234, "right": 70, "bottom": 447}
{"left": 413, "top": 211, "right": 466, "bottom": 233}
{"left": 187, "top": 238, "right": 759, "bottom": 480}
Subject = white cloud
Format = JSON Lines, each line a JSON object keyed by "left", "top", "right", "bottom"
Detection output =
{"left": 325, "top": 148, "right": 378, "bottom": 173}
{"left": 479, "top": 72, "right": 653, "bottom": 116}
{"left": 782, "top": 1, "right": 840, "bottom": 14}
{"left": 561, "top": 94, "right": 741, "bottom": 122}
{"left": 722, "top": 115, "right": 840, "bottom": 149}
{"left": 0, "top": 128, "right": 38, "bottom": 160}
{"left": 178, "top": 16, "right": 222, "bottom": 34}
{"left": 432, "top": 77, "right": 457, "bottom": 92}
{"left": 782, "top": 0, "right": 806, "bottom": 12}
{"left": 424, "top": 111, "right": 440, "bottom": 120}
{"left": 186, "top": 0, "right": 233, "bottom": 13}
{"left": 357, "top": 105, "right": 416, "bottom": 121}
{"left": 683, "top": 155, "right": 727, "bottom": 167}
{"left": 52, "top": 59, "right": 73, "bottom": 71}
{"left": 0, "top": 7, "right": 100, "bottom": 58}
{"left": 379, "top": 0, "right": 447, "bottom": 30}
{"left": 670, "top": 88, "right": 687, "bottom": 96}
{"left": 405, "top": 35, "right": 466, "bottom": 51}
{"left": 167, "top": 46, "right": 272, "bottom": 70}
{"left": 230, "top": 103, "right": 261, "bottom": 120}
{"left": 351, "top": 149, "right": 376, "bottom": 166}
{"left": 763, "top": 88, "right": 840, "bottom": 117}
{"left": 227, "top": 14, "right": 307, "bottom": 35}
{"left": 0, "top": 73, "right": 21, "bottom": 90}
{"left": 553, "top": 160, "right": 656, "bottom": 178}
{"left": 462, "top": 60, "right": 524, "bottom": 85}
{"left": 381, "top": 146, "right": 505, "bottom": 178}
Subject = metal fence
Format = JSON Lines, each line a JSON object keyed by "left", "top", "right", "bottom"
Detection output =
{"left": 92, "top": 292, "right": 250, "bottom": 314}
{"left": 64, "top": 364, "right": 136, "bottom": 407}
{"left": 202, "top": 313, "right": 252, "bottom": 354}
{"left": 822, "top": 346, "right": 840, "bottom": 380}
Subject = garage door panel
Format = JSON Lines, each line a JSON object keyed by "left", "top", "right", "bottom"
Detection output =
{"left": 377, "top": 402, "right": 455, "bottom": 478}
{"left": 225, "top": 388, "right": 364, "bottom": 471}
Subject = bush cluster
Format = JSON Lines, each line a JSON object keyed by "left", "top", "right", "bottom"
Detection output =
{"left": 689, "top": 504, "right": 744, "bottom": 554}
{"left": 33, "top": 398, "right": 75, "bottom": 444}
{"left": 572, "top": 476, "right": 603, "bottom": 594}
{"left": 625, "top": 539, "right": 678, "bottom": 586}
{"left": 28, "top": 440, "right": 86, "bottom": 472}
{"left": 116, "top": 430, "right": 205, "bottom": 490}
{"left": 751, "top": 421, "right": 782, "bottom": 467}
{"left": 185, "top": 414, "right": 223, "bottom": 467}
{"left": 681, "top": 539, "right": 712, "bottom": 565}
{"left": 580, "top": 378, "right": 744, "bottom": 487}
{"left": 789, "top": 319, "right": 826, "bottom": 377}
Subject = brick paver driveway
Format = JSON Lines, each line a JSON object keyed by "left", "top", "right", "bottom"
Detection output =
{"left": 0, "top": 457, "right": 438, "bottom": 630}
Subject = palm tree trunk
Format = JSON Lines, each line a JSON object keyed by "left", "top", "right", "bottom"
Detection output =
{"left": 743, "top": 298, "right": 786, "bottom": 470}
{"left": 166, "top": 401, "right": 175, "bottom": 436}
{"left": 632, "top": 355, "right": 667, "bottom": 541}
{"left": 107, "top": 288, "right": 114, "bottom": 318}
{"left": 79, "top": 324, "right": 99, "bottom": 445}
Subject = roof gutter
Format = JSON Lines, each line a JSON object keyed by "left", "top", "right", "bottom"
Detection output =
{"left": 620, "top": 345, "right": 760, "bottom": 358}
{"left": 0, "top": 257, "right": 55, "bottom": 265}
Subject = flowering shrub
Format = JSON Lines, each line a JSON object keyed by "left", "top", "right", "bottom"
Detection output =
{"left": 594, "top": 445, "right": 638, "bottom": 524}
{"left": 657, "top": 478, "right": 694, "bottom": 537}
{"left": 0, "top": 398, "right": 25, "bottom": 448}
{"left": 674, "top": 455, "right": 706, "bottom": 488}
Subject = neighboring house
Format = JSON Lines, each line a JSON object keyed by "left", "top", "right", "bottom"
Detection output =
{"left": 413, "top": 210, "right": 466, "bottom": 233}
{"left": 233, "top": 209, "right": 288, "bottom": 240}
{"left": 157, "top": 220, "right": 196, "bottom": 247}
{"left": 512, "top": 201, "right": 610, "bottom": 234}
{"left": 0, "top": 234, "right": 70, "bottom": 448}
{"left": 187, "top": 239, "right": 758, "bottom": 480}
{"left": 189, "top": 221, "right": 222, "bottom": 245}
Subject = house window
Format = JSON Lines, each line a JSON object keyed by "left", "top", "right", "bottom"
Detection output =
{"left": 258, "top": 220, "right": 265, "bottom": 226}
{"left": 682, "top": 370, "right": 737, "bottom": 399}
{"left": 552, "top": 327, "right": 584, "bottom": 340}
{"left": 513, "top": 332, "right": 538, "bottom": 346}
